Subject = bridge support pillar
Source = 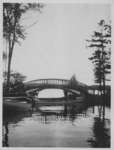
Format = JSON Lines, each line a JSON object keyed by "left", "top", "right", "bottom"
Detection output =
{"left": 93, "top": 90, "right": 95, "bottom": 95}
{"left": 64, "top": 90, "right": 68, "bottom": 97}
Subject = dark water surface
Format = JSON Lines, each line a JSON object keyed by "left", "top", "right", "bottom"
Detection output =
{"left": 3, "top": 97, "right": 110, "bottom": 147}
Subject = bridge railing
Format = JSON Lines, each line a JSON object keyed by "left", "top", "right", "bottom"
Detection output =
{"left": 25, "top": 79, "right": 70, "bottom": 86}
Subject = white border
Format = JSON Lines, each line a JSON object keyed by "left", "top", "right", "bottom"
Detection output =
{"left": 0, "top": 0, "right": 3, "bottom": 149}
{"left": 2, "top": 0, "right": 113, "bottom": 4}
{"left": 0, "top": 0, "right": 113, "bottom": 150}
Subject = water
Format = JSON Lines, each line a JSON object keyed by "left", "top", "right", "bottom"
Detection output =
{"left": 38, "top": 89, "right": 64, "bottom": 98}
{"left": 3, "top": 97, "right": 110, "bottom": 147}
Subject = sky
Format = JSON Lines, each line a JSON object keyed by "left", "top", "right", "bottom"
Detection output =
{"left": 8, "top": 3, "right": 110, "bottom": 85}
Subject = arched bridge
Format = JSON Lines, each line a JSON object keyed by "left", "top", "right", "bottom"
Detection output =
{"left": 24, "top": 78, "right": 88, "bottom": 97}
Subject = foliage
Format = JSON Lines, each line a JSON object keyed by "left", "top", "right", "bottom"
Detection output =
{"left": 87, "top": 20, "right": 111, "bottom": 94}
{"left": 3, "top": 3, "right": 43, "bottom": 93}
{"left": 3, "top": 3, "right": 44, "bottom": 42}
{"left": 69, "top": 74, "right": 78, "bottom": 87}
{"left": 3, "top": 71, "right": 26, "bottom": 96}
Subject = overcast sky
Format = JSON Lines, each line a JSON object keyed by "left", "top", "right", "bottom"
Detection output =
{"left": 10, "top": 3, "right": 110, "bottom": 85}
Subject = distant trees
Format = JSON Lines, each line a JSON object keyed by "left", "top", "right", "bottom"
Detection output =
{"left": 87, "top": 20, "right": 111, "bottom": 95}
{"left": 3, "top": 71, "right": 26, "bottom": 96}
{"left": 3, "top": 3, "right": 43, "bottom": 93}
{"left": 69, "top": 74, "right": 78, "bottom": 88}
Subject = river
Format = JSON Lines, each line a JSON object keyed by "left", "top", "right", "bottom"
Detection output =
{"left": 3, "top": 90, "right": 110, "bottom": 147}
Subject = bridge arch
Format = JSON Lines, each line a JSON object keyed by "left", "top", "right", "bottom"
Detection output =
{"left": 24, "top": 78, "right": 88, "bottom": 98}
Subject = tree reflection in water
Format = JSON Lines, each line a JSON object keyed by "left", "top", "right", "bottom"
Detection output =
{"left": 88, "top": 105, "right": 110, "bottom": 148}
{"left": 3, "top": 99, "right": 110, "bottom": 147}
{"left": 3, "top": 122, "right": 9, "bottom": 147}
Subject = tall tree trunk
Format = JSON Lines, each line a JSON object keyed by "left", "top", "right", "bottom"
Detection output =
{"left": 6, "top": 34, "right": 11, "bottom": 94}
{"left": 102, "top": 74, "right": 106, "bottom": 119}
{"left": 99, "top": 60, "right": 102, "bottom": 95}
{"left": 99, "top": 81, "right": 102, "bottom": 95}
{"left": 6, "top": 22, "right": 16, "bottom": 94}
{"left": 6, "top": 37, "right": 14, "bottom": 94}
{"left": 7, "top": 52, "right": 12, "bottom": 94}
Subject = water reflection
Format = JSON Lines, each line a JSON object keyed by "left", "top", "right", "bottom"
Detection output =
{"left": 3, "top": 98, "right": 110, "bottom": 147}
{"left": 88, "top": 117, "right": 110, "bottom": 147}
{"left": 87, "top": 105, "right": 110, "bottom": 148}
{"left": 3, "top": 122, "right": 9, "bottom": 147}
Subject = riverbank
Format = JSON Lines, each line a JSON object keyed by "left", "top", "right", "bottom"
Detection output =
{"left": 3, "top": 96, "right": 85, "bottom": 115}
{"left": 86, "top": 94, "right": 110, "bottom": 107}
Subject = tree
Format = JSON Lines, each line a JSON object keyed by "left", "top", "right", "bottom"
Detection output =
{"left": 69, "top": 74, "right": 78, "bottom": 88}
{"left": 3, "top": 71, "right": 27, "bottom": 96}
{"left": 3, "top": 3, "right": 43, "bottom": 93}
{"left": 10, "top": 72, "right": 26, "bottom": 83}
{"left": 87, "top": 20, "right": 111, "bottom": 95}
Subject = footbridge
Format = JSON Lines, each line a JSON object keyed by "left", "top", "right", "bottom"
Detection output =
{"left": 24, "top": 78, "right": 88, "bottom": 97}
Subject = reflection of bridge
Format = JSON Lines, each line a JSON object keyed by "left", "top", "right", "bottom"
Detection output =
{"left": 24, "top": 78, "right": 88, "bottom": 97}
